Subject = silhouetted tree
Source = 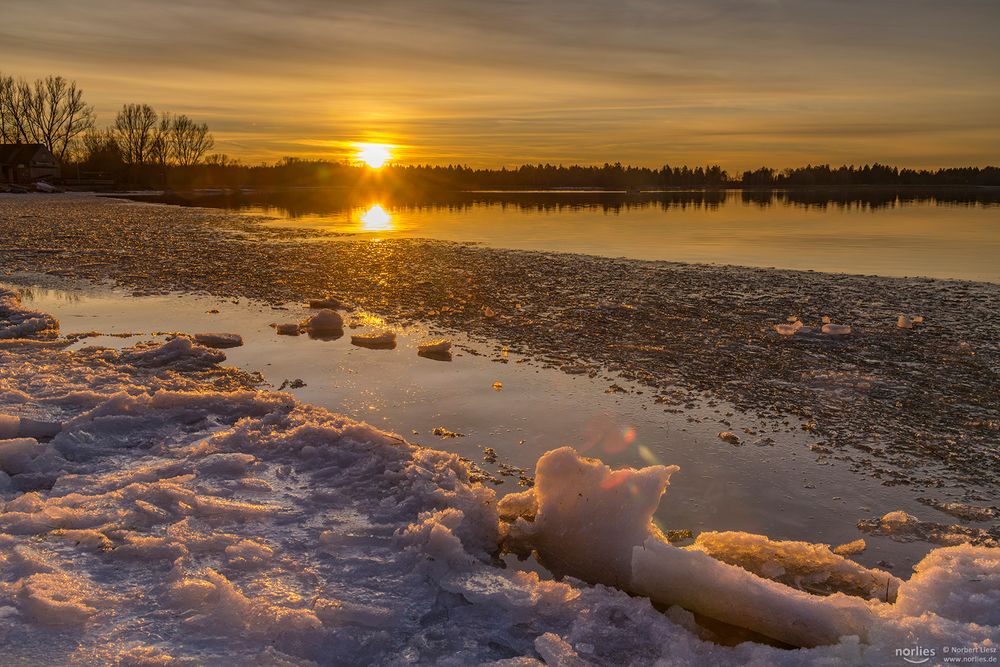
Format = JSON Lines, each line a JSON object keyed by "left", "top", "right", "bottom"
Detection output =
{"left": 0, "top": 72, "right": 94, "bottom": 160}
{"left": 113, "top": 103, "right": 158, "bottom": 165}
{"left": 169, "top": 114, "right": 214, "bottom": 166}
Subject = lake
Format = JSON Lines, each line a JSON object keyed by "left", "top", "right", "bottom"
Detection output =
{"left": 119, "top": 188, "right": 1000, "bottom": 282}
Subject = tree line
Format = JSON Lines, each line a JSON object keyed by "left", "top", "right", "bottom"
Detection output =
{"left": 1, "top": 72, "right": 214, "bottom": 182}
{"left": 180, "top": 160, "right": 1000, "bottom": 192}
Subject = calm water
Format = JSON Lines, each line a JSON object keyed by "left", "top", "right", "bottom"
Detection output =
{"left": 124, "top": 189, "right": 1000, "bottom": 282}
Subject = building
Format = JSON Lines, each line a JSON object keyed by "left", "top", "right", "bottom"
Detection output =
{"left": 0, "top": 143, "right": 61, "bottom": 184}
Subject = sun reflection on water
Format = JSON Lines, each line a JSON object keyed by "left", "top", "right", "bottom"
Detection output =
{"left": 359, "top": 204, "right": 393, "bottom": 232}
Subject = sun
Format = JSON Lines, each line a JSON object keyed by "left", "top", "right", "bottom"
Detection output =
{"left": 355, "top": 143, "right": 392, "bottom": 169}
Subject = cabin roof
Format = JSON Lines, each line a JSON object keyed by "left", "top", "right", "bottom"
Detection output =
{"left": 0, "top": 143, "right": 53, "bottom": 165}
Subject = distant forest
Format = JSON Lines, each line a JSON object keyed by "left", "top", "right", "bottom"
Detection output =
{"left": 3, "top": 71, "right": 999, "bottom": 191}
{"left": 127, "top": 160, "right": 1000, "bottom": 192}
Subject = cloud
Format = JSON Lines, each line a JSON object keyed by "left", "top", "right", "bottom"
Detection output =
{"left": 1, "top": 0, "right": 998, "bottom": 168}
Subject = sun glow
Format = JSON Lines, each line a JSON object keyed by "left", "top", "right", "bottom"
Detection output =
{"left": 359, "top": 204, "right": 393, "bottom": 231}
{"left": 355, "top": 143, "right": 392, "bottom": 168}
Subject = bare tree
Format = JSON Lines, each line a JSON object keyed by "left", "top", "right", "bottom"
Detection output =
{"left": 0, "top": 73, "right": 95, "bottom": 160}
{"left": 113, "top": 103, "right": 159, "bottom": 165}
{"left": 149, "top": 113, "right": 173, "bottom": 167}
{"left": 79, "top": 128, "right": 121, "bottom": 170}
{"left": 169, "top": 114, "right": 214, "bottom": 166}
{"left": 0, "top": 73, "right": 30, "bottom": 143}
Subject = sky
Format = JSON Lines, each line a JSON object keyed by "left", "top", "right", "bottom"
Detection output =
{"left": 2, "top": 0, "right": 998, "bottom": 169}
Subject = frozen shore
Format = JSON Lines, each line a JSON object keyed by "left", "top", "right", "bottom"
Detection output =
{"left": 1, "top": 282, "right": 998, "bottom": 663}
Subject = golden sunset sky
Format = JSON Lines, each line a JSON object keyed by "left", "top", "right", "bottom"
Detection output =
{"left": 2, "top": 0, "right": 998, "bottom": 169}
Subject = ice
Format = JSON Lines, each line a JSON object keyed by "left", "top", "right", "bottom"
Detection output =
{"left": 350, "top": 331, "right": 397, "bottom": 349}
{"left": 192, "top": 333, "right": 244, "bottom": 349}
{"left": 500, "top": 447, "right": 872, "bottom": 647}
{"left": 858, "top": 510, "right": 998, "bottom": 547}
{"left": 418, "top": 338, "right": 453, "bottom": 360}
{"left": 0, "top": 290, "right": 59, "bottom": 340}
{"left": 121, "top": 337, "right": 226, "bottom": 370}
{"left": 893, "top": 544, "right": 1000, "bottom": 625}
{"left": 774, "top": 320, "right": 814, "bottom": 335}
{"left": 0, "top": 285, "right": 996, "bottom": 664}
{"left": 718, "top": 431, "right": 741, "bottom": 445}
{"left": 0, "top": 414, "right": 62, "bottom": 440}
{"left": 821, "top": 323, "right": 852, "bottom": 336}
{"left": 833, "top": 538, "right": 867, "bottom": 556}
{"left": 304, "top": 308, "right": 344, "bottom": 334}
{"left": 501, "top": 447, "right": 999, "bottom": 652}
{"left": 691, "top": 531, "right": 897, "bottom": 601}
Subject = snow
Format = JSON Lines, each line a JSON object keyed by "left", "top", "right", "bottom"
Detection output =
{"left": 0, "top": 285, "right": 997, "bottom": 664}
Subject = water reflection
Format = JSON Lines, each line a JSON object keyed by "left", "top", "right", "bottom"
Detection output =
{"left": 359, "top": 204, "right": 393, "bottom": 231}
{"left": 119, "top": 187, "right": 1000, "bottom": 218}
{"left": 111, "top": 189, "right": 1000, "bottom": 282}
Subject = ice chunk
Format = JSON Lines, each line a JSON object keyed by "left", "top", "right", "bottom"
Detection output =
{"left": 0, "top": 438, "right": 61, "bottom": 476}
{"left": 631, "top": 539, "right": 871, "bottom": 648}
{"left": 692, "top": 532, "right": 895, "bottom": 601}
{"left": 418, "top": 339, "right": 452, "bottom": 360}
{"left": 350, "top": 331, "right": 397, "bottom": 349}
{"left": 502, "top": 447, "right": 874, "bottom": 648}
{"left": 193, "top": 333, "right": 244, "bottom": 349}
{"left": 15, "top": 573, "right": 103, "bottom": 626}
{"left": 718, "top": 431, "right": 740, "bottom": 445}
{"left": 774, "top": 321, "right": 810, "bottom": 335}
{"left": 501, "top": 446, "right": 679, "bottom": 587}
{"left": 0, "top": 414, "right": 62, "bottom": 439}
{"left": 121, "top": 337, "right": 226, "bottom": 370}
{"left": 534, "top": 633, "right": 584, "bottom": 666}
{"left": 304, "top": 309, "right": 343, "bottom": 334}
{"left": 833, "top": 539, "right": 866, "bottom": 556}
{"left": 821, "top": 323, "right": 852, "bottom": 336}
